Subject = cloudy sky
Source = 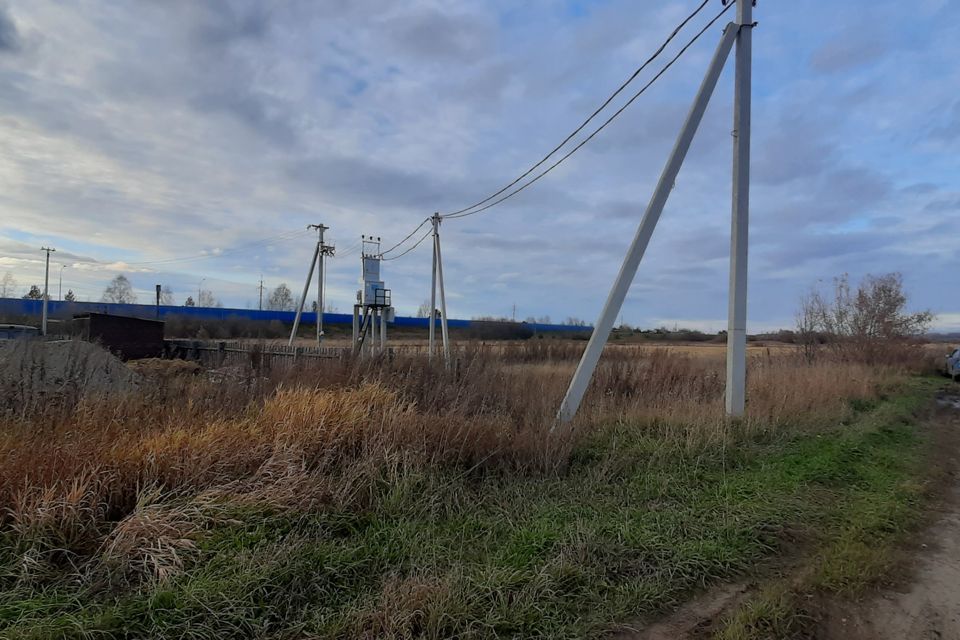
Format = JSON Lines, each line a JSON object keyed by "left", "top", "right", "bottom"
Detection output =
{"left": 1, "top": 0, "right": 958, "bottom": 330}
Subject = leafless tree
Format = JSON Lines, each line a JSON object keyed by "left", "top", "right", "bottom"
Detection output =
{"left": 197, "top": 289, "right": 221, "bottom": 308}
{"left": 267, "top": 283, "right": 294, "bottom": 311}
{"left": 101, "top": 275, "right": 137, "bottom": 303}
{"left": 64, "top": 289, "right": 76, "bottom": 302}
{"left": 1, "top": 272, "right": 17, "bottom": 297}
{"left": 159, "top": 285, "right": 175, "bottom": 305}
{"left": 416, "top": 300, "right": 431, "bottom": 318}
{"left": 798, "top": 273, "right": 932, "bottom": 363}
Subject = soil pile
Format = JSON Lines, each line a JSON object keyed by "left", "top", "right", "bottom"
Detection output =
{"left": 0, "top": 339, "right": 141, "bottom": 411}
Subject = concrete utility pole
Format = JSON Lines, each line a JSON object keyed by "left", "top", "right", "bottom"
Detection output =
{"left": 726, "top": 0, "right": 753, "bottom": 417}
{"left": 258, "top": 275, "right": 264, "bottom": 311}
{"left": 289, "top": 224, "right": 334, "bottom": 347}
{"left": 429, "top": 216, "right": 438, "bottom": 360}
{"left": 555, "top": 19, "right": 741, "bottom": 429}
{"left": 428, "top": 213, "right": 450, "bottom": 363}
{"left": 58, "top": 264, "right": 67, "bottom": 301}
{"left": 40, "top": 246, "right": 55, "bottom": 336}
{"left": 315, "top": 225, "right": 334, "bottom": 347}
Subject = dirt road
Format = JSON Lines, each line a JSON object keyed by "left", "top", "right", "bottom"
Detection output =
{"left": 817, "top": 389, "right": 960, "bottom": 640}
{"left": 623, "top": 387, "right": 960, "bottom": 640}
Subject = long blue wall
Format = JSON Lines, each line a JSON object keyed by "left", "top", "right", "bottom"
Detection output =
{"left": 0, "top": 298, "right": 591, "bottom": 333}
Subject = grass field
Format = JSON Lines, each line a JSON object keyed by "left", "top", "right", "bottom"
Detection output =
{"left": 0, "top": 340, "right": 941, "bottom": 638}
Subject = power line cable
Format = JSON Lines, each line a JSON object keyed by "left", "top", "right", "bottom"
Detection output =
{"left": 381, "top": 228, "right": 432, "bottom": 261}
{"left": 444, "top": 2, "right": 734, "bottom": 220}
{"left": 442, "top": 0, "right": 712, "bottom": 218}
{"left": 380, "top": 217, "right": 431, "bottom": 256}
{"left": 334, "top": 239, "right": 363, "bottom": 258}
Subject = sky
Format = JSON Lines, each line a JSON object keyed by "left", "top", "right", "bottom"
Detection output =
{"left": 0, "top": 0, "right": 958, "bottom": 331}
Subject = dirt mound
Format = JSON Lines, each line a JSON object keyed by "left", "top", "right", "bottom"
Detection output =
{"left": 0, "top": 339, "right": 142, "bottom": 411}
{"left": 128, "top": 358, "right": 203, "bottom": 379}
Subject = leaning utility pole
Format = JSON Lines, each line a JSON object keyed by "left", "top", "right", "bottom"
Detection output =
{"left": 555, "top": 6, "right": 752, "bottom": 429}
{"left": 40, "top": 246, "right": 55, "bottom": 336}
{"left": 428, "top": 213, "right": 450, "bottom": 363}
{"left": 725, "top": 0, "right": 753, "bottom": 417}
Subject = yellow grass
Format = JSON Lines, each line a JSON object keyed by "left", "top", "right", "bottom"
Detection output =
{"left": 0, "top": 341, "right": 919, "bottom": 584}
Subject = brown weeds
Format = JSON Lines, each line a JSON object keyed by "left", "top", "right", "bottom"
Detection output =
{"left": 0, "top": 340, "right": 916, "bottom": 586}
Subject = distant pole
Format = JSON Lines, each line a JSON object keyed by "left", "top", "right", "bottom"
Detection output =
{"left": 725, "top": 0, "right": 753, "bottom": 417}
{"left": 258, "top": 275, "right": 264, "bottom": 311}
{"left": 428, "top": 214, "right": 439, "bottom": 360}
{"left": 58, "top": 264, "right": 66, "bottom": 300}
{"left": 198, "top": 278, "right": 205, "bottom": 305}
{"left": 155, "top": 284, "right": 161, "bottom": 319}
{"left": 554, "top": 23, "right": 738, "bottom": 429}
{"left": 310, "top": 224, "right": 333, "bottom": 347}
{"left": 40, "top": 247, "right": 56, "bottom": 336}
{"left": 433, "top": 214, "right": 450, "bottom": 363}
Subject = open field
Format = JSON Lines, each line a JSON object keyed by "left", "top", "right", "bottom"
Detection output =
{"left": 0, "top": 339, "right": 949, "bottom": 638}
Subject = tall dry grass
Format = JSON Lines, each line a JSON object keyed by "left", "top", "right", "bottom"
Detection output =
{"left": 0, "top": 341, "right": 917, "bottom": 585}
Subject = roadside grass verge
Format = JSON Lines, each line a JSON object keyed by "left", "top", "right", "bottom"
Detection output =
{"left": 0, "top": 375, "right": 938, "bottom": 639}
{"left": 716, "top": 376, "right": 941, "bottom": 640}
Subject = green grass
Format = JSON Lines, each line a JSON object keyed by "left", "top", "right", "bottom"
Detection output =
{"left": 0, "top": 378, "right": 939, "bottom": 640}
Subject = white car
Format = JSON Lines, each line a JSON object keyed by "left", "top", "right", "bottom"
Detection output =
{"left": 947, "top": 347, "right": 960, "bottom": 381}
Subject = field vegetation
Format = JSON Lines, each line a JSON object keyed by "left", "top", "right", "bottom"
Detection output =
{"left": 0, "top": 342, "right": 938, "bottom": 638}
{"left": 0, "top": 272, "right": 945, "bottom": 638}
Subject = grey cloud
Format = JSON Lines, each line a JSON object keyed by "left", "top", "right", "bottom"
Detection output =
{"left": 190, "top": 3, "right": 272, "bottom": 48}
{"left": 923, "top": 195, "right": 960, "bottom": 213}
{"left": 930, "top": 100, "right": 960, "bottom": 142}
{"left": 758, "top": 230, "right": 896, "bottom": 271}
{"left": 0, "top": 3, "right": 18, "bottom": 52}
{"left": 384, "top": 8, "right": 491, "bottom": 61}
{"left": 190, "top": 88, "right": 299, "bottom": 148}
{"left": 902, "top": 182, "right": 939, "bottom": 195}
{"left": 753, "top": 124, "right": 834, "bottom": 186}
{"left": 285, "top": 155, "right": 451, "bottom": 210}
{"left": 809, "top": 31, "right": 887, "bottom": 73}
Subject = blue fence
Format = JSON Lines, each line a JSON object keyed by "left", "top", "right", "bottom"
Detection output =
{"left": 0, "top": 298, "right": 591, "bottom": 333}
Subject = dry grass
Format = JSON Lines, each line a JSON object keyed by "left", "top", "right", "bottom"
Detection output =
{"left": 0, "top": 340, "right": 919, "bottom": 592}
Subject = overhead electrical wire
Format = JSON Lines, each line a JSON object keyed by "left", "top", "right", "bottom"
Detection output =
{"left": 444, "top": 1, "right": 734, "bottom": 220}
{"left": 442, "top": 0, "right": 714, "bottom": 219}
{"left": 381, "top": 228, "right": 432, "bottom": 261}
{"left": 379, "top": 217, "right": 431, "bottom": 256}
{"left": 334, "top": 238, "right": 364, "bottom": 258}
{"left": 358, "top": 0, "right": 734, "bottom": 263}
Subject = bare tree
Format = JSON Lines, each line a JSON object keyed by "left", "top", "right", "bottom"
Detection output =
{"left": 795, "top": 291, "right": 822, "bottom": 363}
{"left": 159, "top": 285, "right": 175, "bottom": 305}
{"left": 267, "top": 283, "right": 294, "bottom": 311}
{"left": 184, "top": 296, "right": 195, "bottom": 307}
{"left": 64, "top": 289, "right": 76, "bottom": 302}
{"left": 0, "top": 272, "right": 16, "bottom": 297}
{"left": 102, "top": 275, "right": 137, "bottom": 303}
{"left": 416, "top": 300, "right": 431, "bottom": 318}
{"left": 798, "top": 273, "right": 932, "bottom": 363}
{"left": 197, "top": 289, "right": 221, "bottom": 308}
